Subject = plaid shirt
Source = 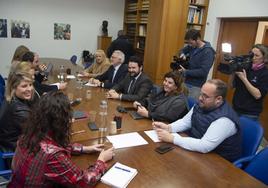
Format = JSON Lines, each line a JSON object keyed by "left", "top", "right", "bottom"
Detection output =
{"left": 8, "top": 138, "right": 107, "bottom": 188}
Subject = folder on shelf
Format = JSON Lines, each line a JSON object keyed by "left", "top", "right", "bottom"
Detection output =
{"left": 101, "top": 162, "right": 138, "bottom": 188}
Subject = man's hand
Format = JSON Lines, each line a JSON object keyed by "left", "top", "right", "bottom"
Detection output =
{"left": 152, "top": 121, "right": 170, "bottom": 131}
{"left": 106, "top": 89, "right": 120, "bottom": 99}
{"left": 156, "top": 129, "right": 174, "bottom": 143}
{"left": 58, "top": 82, "right": 67, "bottom": 90}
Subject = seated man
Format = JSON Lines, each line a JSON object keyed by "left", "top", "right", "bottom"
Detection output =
{"left": 107, "top": 56, "right": 153, "bottom": 102}
{"left": 153, "top": 79, "right": 242, "bottom": 162}
{"left": 89, "top": 50, "right": 128, "bottom": 89}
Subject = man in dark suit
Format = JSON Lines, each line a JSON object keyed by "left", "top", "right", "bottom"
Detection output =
{"left": 107, "top": 56, "right": 153, "bottom": 102}
{"left": 107, "top": 30, "right": 135, "bottom": 64}
{"left": 90, "top": 50, "right": 128, "bottom": 89}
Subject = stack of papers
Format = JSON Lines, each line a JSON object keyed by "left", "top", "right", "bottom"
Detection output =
{"left": 85, "top": 82, "right": 98, "bottom": 87}
{"left": 106, "top": 132, "right": 148, "bottom": 149}
{"left": 101, "top": 162, "right": 138, "bottom": 188}
{"left": 144, "top": 130, "right": 160, "bottom": 142}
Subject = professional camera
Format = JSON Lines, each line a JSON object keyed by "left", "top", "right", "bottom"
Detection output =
{"left": 217, "top": 53, "right": 253, "bottom": 75}
{"left": 82, "top": 50, "right": 95, "bottom": 63}
{"left": 170, "top": 56, "right": 189, "bottom": 70}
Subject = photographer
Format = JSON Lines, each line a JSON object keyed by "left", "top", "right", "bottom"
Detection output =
{"left": 230, "top": 44, "right": 268, "bottom": 120}
{"left": 179, "top": 29, "right": 215, "bottom": 99}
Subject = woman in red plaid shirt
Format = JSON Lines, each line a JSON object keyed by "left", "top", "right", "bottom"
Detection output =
{"left": 8, "top": 91, "right": 114, "bottom": 188}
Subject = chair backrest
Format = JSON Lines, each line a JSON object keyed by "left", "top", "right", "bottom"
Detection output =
{"left": 245, "top": 147, "right": 268, "bottom": 185}
{"left": 70, "top": 55, "right": 77, "bottom": 65}
{"left": 0, "top": 75, "right": 5, "bottom": 107}
{"left": 187, "top": 97, "right": 197, "bottom": 110}
{"left": 0, "top": 152, "right": 14, "bottom": 180}
{"left": 151, "top": 84, "right": 161, "bottom": 95}
{"left": 239, "top": 116, "right": 263, "bottom": 157}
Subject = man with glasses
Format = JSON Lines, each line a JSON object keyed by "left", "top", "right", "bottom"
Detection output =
{"left": 153, "top": 79, "right": 242, "bottom": 162}
{"left": 178, "top": 29, "right": 215, "bottom": 100}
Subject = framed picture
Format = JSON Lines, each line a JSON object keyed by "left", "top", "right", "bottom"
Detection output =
{"left": 0, "top": 19, "right": 7, "bottom": 38}
{"left": 11, "top": 20, "right": 30, "bottom": 38}
{"left": 54, "top": 23, "right": 71, "bottom": 40}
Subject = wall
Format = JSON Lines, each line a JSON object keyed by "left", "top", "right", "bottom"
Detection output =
{"left": 0, "top": 0, "right": 124, "bottom": 76}
{"left": 204, "top": 0, "right": 268, "bottom": 79}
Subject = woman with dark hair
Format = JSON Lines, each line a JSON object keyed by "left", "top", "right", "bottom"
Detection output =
{"left": 231, "top": 44, "right": 268, "bottom": 120}
{"left": 8, "top": 91, "right": 114, "bottom": 187}
{"left": 0, "top": 71, "right": 34, "bottom": 152}
{"left": 133, "top": 71, "right": 188, "bottom": 123}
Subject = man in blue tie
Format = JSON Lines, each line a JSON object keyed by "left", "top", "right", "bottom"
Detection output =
{"left": 90, "top": 50, "right": 128, "bottom": 89}
{"left": 107, "top": 56, "right": 153, "bottom": 102}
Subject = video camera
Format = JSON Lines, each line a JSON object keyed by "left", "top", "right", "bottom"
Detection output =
{"left": 170, "top": 55, "right": 189, "bottom": 70}
{"left": 82, "top": 50, "right": 95, "bottom": 63}
{"left": 217, "top": 53, "right": 253, "bottom": 75}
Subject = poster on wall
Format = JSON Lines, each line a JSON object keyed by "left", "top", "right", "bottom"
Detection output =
{"left": 11, "top": 20, "right": 30, "bottom": 38}
{"left": 0, "top": 19, "right": 7, "bottom": 38}
{"left": 54, "top": 23, "right": 71, "bottom": 40}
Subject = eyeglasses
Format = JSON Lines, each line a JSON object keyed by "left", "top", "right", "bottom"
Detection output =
{"left": 199, "top": 92, "right": 217, "bottom": 100}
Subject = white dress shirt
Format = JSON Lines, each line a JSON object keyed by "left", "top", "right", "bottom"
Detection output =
{"left": 170, "top": 108, "right": 237, "bottom": 153}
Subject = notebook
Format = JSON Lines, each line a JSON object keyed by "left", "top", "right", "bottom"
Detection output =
{"left": 101, "top": 162, "right": 138, "bottom": 188}
{"left": 128, "top": 111, "right": 144, "bottom": 120}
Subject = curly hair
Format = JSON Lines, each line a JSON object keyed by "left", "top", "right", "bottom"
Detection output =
{"left": 20, "top": 91, "right": 73, "bottom": 154}
{"left": 164, "top": 71, "right": 188, "bottom": 96}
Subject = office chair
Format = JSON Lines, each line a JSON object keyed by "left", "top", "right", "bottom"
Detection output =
{"left": 70, "top": 55, "right": 77, "bottom": 65}
{"left": 233, "top": 116, "right": 263, "bottom": 168}
{"left": 0, "top": 151, "right": 14, "bottom": 182}
{"left": 244, "top": 147, "right": 268, "bottom": 185}
{"left": 187, "top": 97, "right": 197, "bottom": 110}
{"left": 151, "top": 84, "right": 161, "bottom": 95}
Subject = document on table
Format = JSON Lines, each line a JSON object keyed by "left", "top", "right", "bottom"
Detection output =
{"left": 66, "top": 75, "right": 76, "bottom": 79}
{"left": 85, "top": 82, "right": 98, "bottom": 87}
{"left": 106, "top": 132, "right": 148, "bottom": 149}
{"left": 101, "top": 162, "right": 138, "bottom": 188}
{"left": 144, "top": 130, "right": 160, "bottom": 142}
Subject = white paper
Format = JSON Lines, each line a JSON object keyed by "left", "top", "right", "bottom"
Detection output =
{"left": 49, "top": 82, "right": 60, "bottom": 88}
{"left": 66, "top": 75, "right": 76, "bottom": 79}
{"left": 85, "top": 82, "right": 98, "bottom": 87}
{"left": 106, "top": 132, "right": 148, "bottom": 149}
{"left": 101, "top": 162, "right": 137, "bottom": 188}
{"left": 77, "top": 73, "right": 84, "bottom": 77}
{"left": 144, "top": 130, "right": 160, "bottom": 142}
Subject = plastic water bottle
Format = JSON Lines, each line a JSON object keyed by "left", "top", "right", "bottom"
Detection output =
{"left": 98, "top": 100, "right": 108, "bottom": 143}
{"left": 59, "top": 65, "right": 65, "bottom": 83}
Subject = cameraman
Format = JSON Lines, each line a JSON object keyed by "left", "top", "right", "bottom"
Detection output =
{"left": 230, "top": 44, "right": 268, "bottom": 120}
{"left": 179, "top": 29, "right": 215, "bottom": 99}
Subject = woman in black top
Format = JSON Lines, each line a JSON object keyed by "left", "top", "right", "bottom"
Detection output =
{"left": 133, "top": 71, "right": 188, "bottom": 123}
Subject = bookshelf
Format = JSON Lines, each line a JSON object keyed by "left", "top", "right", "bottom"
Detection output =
{"left": 124, "top": 0, "right": 149, "bottom": 55}
{"left": 143, "top": 0, "right": 210, "bottom": 84}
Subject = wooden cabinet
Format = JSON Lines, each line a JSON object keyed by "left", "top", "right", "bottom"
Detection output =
{"left": 97, "top": 36, "right": 112, "bottom": 53}
{"left": 141, "top": 0, "right": 209, "bottom": 84}
{"left": 124, "top": 0, "right": 149, "bottom": 56}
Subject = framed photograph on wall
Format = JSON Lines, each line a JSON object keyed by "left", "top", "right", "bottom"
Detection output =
{"left": 11, "top": 20, "right": 30, "bottom": 38}
{"left": 54, "top": 23, "right": 71, "bottom": 40}
{"left": 0, "top": 19, "right": 7, "bottom": 38}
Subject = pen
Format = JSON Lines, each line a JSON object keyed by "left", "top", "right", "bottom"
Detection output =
{"left": 115, "top": 166, "right": 131, "bottom": 172}
{"left": 71, "top": 130, "right": 86, "bottom": 135}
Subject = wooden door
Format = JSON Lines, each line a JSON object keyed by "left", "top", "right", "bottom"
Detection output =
{"left": 213, "top": 18, "right": 268, "bottom": 139}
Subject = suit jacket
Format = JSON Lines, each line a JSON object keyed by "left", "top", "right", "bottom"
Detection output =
{"left": 95, "top": 64, "right": 128, "bottom": 89}
{"left": 112, "top": 72, "right": 153, "bottom": 102}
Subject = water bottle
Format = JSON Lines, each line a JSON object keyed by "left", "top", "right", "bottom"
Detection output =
{"left": 59, "top": 65, "right": 65, "bottom": 83}
{"left": 98, "top": 100, "right": 108, "bottom": 143}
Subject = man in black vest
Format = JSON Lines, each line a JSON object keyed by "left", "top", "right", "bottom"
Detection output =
{"left": 106, "top": 56, "right": 153, "bottom": 102}
{"left": 153, "top": 79, "right": 242, "bottom": 162}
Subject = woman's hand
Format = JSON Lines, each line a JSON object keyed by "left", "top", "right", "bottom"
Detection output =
{"left": 83, "top": 144, "right": 104, "bottom": 153}
{"left": 133, "top": 101, "right": 141, "bottom": 108}
{"left": 98, "top": 147, "right": 115, "bottom": 162}
{"left": 137, "top": 106, "right": 148, "bottom": 117}
{"left": 235, "top": 69, "right": 247, "bottom": 81}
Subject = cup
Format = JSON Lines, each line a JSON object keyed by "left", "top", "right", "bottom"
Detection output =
{"left": 89, "top": 110, "right": 97, "bottom": 123}
{"left": 110, "top": 121, "right": 117, "bottom": 135}
{"left": 67, "top": 93, "right": 74, "bottom": 102}
{"left": 113, "top": 115, "right": 122, "bottom": 129}
{"left": 86, "top": 90, "right": 91, "bottom": 100}
{"left": 66, "top": 68, "right": 71, "bottom": 75}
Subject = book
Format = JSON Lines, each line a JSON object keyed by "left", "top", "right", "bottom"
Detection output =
{"left": 101, "top": 162, "right": 138, "bottom": 188}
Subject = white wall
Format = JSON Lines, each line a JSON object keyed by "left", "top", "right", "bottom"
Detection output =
{"left": 204, "top": 0, "right": 268, "bottom": 78}
{"left": 0, "top": 0, "right": 124, "bottom": 76}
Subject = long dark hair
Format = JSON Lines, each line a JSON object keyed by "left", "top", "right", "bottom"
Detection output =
{"left": 20, "top": 91, "right": 73, "bottom": 154}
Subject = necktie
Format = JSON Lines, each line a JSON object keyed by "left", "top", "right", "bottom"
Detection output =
{"left": 111, "top": 67, "right": 116, "bottom": 83}
{"left": 127, "top": 78, "right": 136, "bottom": 94}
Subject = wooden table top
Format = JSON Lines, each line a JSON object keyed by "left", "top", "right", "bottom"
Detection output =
{"left": 49, "top": 70, "right": 267, "bottom": 188}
